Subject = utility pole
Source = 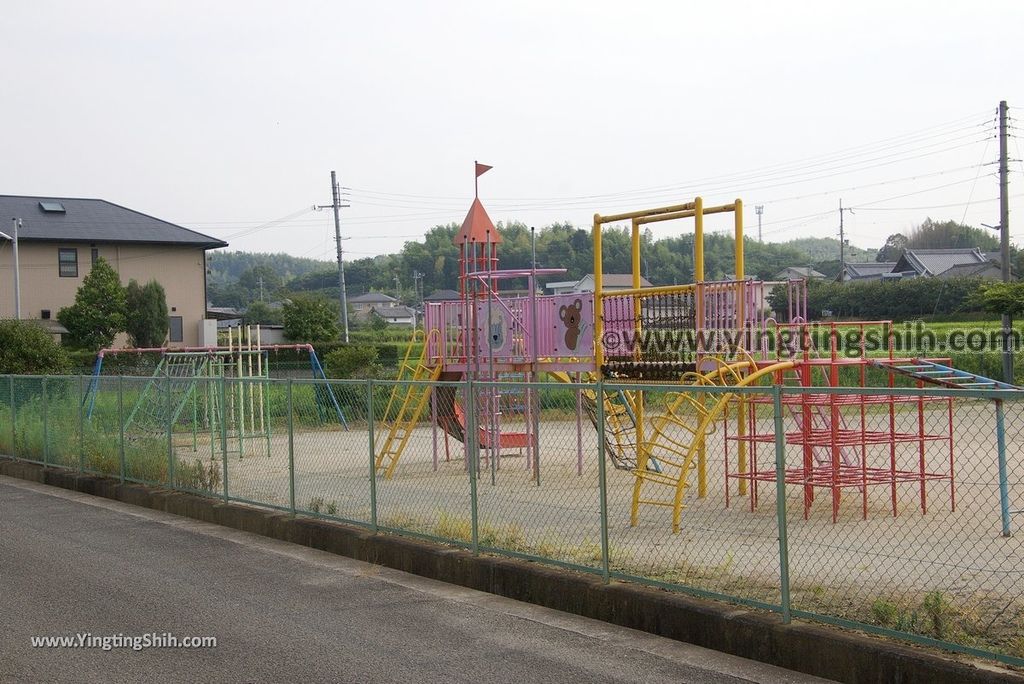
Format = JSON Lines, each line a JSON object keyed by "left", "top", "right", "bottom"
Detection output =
{"left": 839, "top": 200, "right": 854, "bottom": 279}
{"left": 755, "top": 205, "right": 764, "bottom": 243}
{"left": 314, "top": 171, "right": 350, "bottom": 343}
{"left": 412, "top": 270, "right": 424, "bottom": 303}
{"left": 394, "top": 274, "right": 401, "bottom": 302}
{"left": 0, "top": 219, "right": 21, "bottom": 319}
{"left": 257, "top": 275, "right": 264, "bottom": 303}
{"left": 999, "top": 100, "right": 1013, "bottom": 384}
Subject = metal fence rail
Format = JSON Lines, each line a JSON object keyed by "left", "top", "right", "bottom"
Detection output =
{"left": 1, "top": 373, "right": 1021, "bottom": 666}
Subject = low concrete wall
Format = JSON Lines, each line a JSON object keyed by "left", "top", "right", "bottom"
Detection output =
{"left": 2, "top": 458, "right": 1019, "bottom": 684}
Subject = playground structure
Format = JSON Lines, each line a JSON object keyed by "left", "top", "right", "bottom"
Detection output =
{"left": 86, "top": 326, "right": 347, "bottom": 461}
{"left": 375, "top": 181, "right": 1021, "bottom": 533}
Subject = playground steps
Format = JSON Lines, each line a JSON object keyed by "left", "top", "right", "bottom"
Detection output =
{"left": 548, "top": 372, "right": 640, "bottom": 471}
{"left": 869, "top": 359, "right": 1020, "bottom": 390}
{"left": 375, "top": 336, "right": 443, "bottom": 479}
{"left": 583, "top": 389, "right": 641, "bottom": 470}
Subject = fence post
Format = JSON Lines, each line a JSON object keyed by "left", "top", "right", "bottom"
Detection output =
{"left": 596, "top": 380, "right": 611, "bottom": 583}
{"left": 118, "top": 375, "right": 125, "bottom": 483}
{"left": 996, "top": 399, "right": 1012, "bottom": 537}
{"left": 287, "top": 378, "right": 296, "bottom": 515}
{"left": 78, "top": 375, "right": 85, "bottom": 473}
{"left": 467, "top": 377, "right": 479, "bottom": 555}
{"left": 773, "top": 385, "right": 792, "bottom": 624}
{"left": 8, "top": 376, "right": 15, "bottom": 458}
{"left": 220, "top": 378, "right": 229, "bottom": 503}
{"left": 165, "top": 373, "right": 174, "bottom": 487}
{"left": 368, "top": 379, "right": 378, "bottom": 532}
{"left": 42, "top": 376, "right": 49, "bottom": 466}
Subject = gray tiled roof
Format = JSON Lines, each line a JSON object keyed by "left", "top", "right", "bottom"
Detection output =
{"left": 845, "top": 262, "right": 896, "bottom": 277}
{"left": 894, "top": 248, "right": 987, "bottom": 277}
{"left": 776, "top": 266, "right": 827, "bottom": 279}
{"left": 423, "top": 289, "right": 460, "bottom": 301}
{"left": 0, "top": 195, "right": 227, "bottom": 248}
{"left": 936, "top": 262, "right": 1001, "bottom": 279}
{"left": 350, "top": 292, "right": 397, "bottom": 303}
{"left": 371, "top": 305, "right": 415, "bottom": 318}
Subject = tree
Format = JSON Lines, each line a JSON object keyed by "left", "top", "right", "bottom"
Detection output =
{"left": 979, "top": 282, "right": 1024, "bottom": 317}
{"left": 282, "top": 295, "right": 339, "bottom": 343}
{"left": 368, "top": 310, "right": 389, "bottom": 332}
{"left": 57, "top": 257, "right": 127, "bottom": 350}
{"left": 876, "top": 234, "right": 908, "bottom": 262}
{"left": 0, "top": 321, "right": 71, "bottom": 374}
{"left": 124, "top": 279, "right": 169, "bottom": 348}
{"left": 243, "top": 300, "right": 284, "bottom": 326}
{"left": 905, "top": 218, "right": 999, "bottom": 251}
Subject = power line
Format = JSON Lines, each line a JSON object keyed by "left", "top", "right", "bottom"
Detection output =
{"left": 346, "top": 109, "right": 992, "bottom": 204}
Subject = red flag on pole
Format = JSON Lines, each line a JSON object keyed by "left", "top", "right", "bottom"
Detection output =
{"left": 475, "top": 162, "right": 493, "bottom": 178}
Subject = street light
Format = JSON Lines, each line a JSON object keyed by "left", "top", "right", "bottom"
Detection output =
{"left": 0, "top": 218, "right": 21, "bottom": 320}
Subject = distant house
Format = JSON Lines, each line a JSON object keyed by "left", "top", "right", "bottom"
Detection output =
{"left": 775, "top": 266, "right": 827, "bottom": 281}
{"left": 836, "top": 262, "right": 898, "bottom": 282}
{"left": 370, "top": 305, "right": 416, "bottom": 327}
{"left": 0, "top": 194, "right": 227, "bottom": 347}
{"left": 545, "top": 280, "right": 579, "bottom": 295}
{"left": 891, "top": 248, "right": 1005, "bottom": 280}
{"left": 349, "top": 292, "right": 397, "bottom": 317}
{"left": 423, "top": 289, "right": 460, "bottom": 302}
{"left": 545, "top": 274, "right": 652, "bottom": 294}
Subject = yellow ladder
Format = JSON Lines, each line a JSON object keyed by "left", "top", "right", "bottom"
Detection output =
{"left": 375, "top": 330, "right": 442, "bottom": 479}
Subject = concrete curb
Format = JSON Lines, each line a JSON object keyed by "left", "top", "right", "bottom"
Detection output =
{"left": 3, "top": 458, "right": 1019, "bottom": 684}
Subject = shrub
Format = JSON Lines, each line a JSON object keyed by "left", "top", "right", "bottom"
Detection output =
{"left": 0, "top": 320, "right": 71, "bottom": 374}
{"left": 323, "top": 345, "right": 381, "bottom": 379}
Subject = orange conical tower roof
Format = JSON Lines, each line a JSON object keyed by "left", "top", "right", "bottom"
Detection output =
{"left": 453, "top": 197, "right": 501, "bottom": 245}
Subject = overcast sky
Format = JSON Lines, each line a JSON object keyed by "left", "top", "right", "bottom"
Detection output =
{"left": 3, "top": 1, "right": 1022, "bottom": 265}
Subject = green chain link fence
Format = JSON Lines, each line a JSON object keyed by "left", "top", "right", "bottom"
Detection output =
{"left": 1, "top": 373, "right": 1022, "bottom": 666}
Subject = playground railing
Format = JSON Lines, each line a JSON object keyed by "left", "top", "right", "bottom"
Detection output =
{"left": 1, "top": 373, "right": 1022, "bottom": 667}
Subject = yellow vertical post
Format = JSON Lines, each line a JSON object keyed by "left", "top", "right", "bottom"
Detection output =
{"left": 733, "top": 199, "right": 748, "bottom": 495}
{"left": 694, "top": 197, "right": 705, "bottom": 282}
{"left": 694, "top": 197, "right": 707, "bottom": 497}
{"left": 630, "top": 218, "right": 645, "bottom": 466}
{"left": 593, "top": 214, "right": 605, "bottom": 377}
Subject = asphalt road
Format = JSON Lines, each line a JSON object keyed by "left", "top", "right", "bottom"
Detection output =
{"left": 0, "top": 476, "right": 832, "bottom": 684}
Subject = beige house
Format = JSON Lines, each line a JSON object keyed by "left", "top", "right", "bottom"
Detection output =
{"left": 0, "top": 195, "right": 227, "bottom": 347}
{"left": 545, "top": 274, "right": 653, "bottom": 295}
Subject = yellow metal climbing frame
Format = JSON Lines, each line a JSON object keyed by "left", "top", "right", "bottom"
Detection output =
{"left": 631, "top": 359, "right": 795, "bottom": 533}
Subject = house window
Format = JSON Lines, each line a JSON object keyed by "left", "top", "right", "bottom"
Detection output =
{"left": 169, "top": 316, "right": 183, "bottom": 343}
{"left": 91, "top": 246, "right": 99, "bottom": 265}
{"left": 58, "top": 248, "right": 78, "bottom": 277}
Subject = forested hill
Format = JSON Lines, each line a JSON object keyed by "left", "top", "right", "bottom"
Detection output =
{"left": 206, "top": 222, "right": 875, "bottom": 308}
{"left": 207, "top": 252, "right": 331, "bottom": 287}
{"left": 785, "top": 237, "right": 875, "bottom": 263}
{"left": 206, "top": 218, "right": 1012, "bottom": 311}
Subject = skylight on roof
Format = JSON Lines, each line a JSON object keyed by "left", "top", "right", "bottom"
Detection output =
{"left": 39, "top": 201, "right": 66, "bottom": 213}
